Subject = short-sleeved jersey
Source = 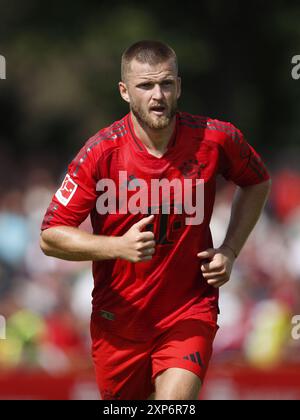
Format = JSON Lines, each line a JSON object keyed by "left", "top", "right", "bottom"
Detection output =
{"left": 41, "top": 112, "right": 270, "bottom": 341}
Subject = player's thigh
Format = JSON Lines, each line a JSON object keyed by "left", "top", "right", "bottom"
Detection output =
{"left": 151, "top": 313, "right": 218, "bottom": 399}
{"left": 154, "top": 367, "right": 201, "bottom": 400}
{"left": 90, "top": 317, "right": 153, "bottom": 400}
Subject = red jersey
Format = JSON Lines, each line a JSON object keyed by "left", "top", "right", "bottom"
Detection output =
{"left": 41, "top": 112, "right": 270, "bottom": 341}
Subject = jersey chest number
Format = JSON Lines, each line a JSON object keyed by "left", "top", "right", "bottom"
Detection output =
{"left": 146, "top": 205, "right": 185, "bottom": 246}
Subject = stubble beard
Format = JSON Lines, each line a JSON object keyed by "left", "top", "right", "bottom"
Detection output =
{"left": 130, "top": 100, "right": 177, "bottom": 130}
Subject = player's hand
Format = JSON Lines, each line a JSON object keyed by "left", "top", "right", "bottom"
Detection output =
{"left": 197, "top": 245, "right": 236, "bottom": 288}
{"left": 118, "top": 215, "right": 156, "bottom": 263}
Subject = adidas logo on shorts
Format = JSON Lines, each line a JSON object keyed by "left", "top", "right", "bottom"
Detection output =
{"left": 183, "top": 351, "right": 203, "bottom": 367}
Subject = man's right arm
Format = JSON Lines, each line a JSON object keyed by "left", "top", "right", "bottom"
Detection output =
{"left": 40, "top": 138, "right": 155, "bottom": 263}
{"left": 40, "top": 215, "right": 156, "bottom": 263}
{"left": 40, "top": 226, "right": 121, "bottom": 261}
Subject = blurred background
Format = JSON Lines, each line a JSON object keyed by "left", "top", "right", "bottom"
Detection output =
{"left": 0, "top": 0, "right": 300, "bottom": 399}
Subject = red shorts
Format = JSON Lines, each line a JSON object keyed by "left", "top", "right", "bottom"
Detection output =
{"left": 90, "top": 310, "right": 219, "bottom": 400}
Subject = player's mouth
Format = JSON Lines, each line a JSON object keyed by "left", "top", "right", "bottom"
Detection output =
{"left": 149, "top": 105, "right": 167, "bottom": 116}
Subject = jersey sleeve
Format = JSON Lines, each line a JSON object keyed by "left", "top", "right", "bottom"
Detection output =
{"left": 219, "top": 123, "right": 270, "bottom": 187}
{"left": 41, "top": 143, "right": 99, "bottom": 231}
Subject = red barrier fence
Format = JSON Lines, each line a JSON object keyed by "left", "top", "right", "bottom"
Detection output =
{"left": 0, "top": 364, "right": 300, "bottom": 400}
{"left": 201, "top": 363, "right": 300, "bottom": 400}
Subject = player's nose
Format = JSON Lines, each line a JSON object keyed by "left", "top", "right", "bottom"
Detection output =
{"left": 152, "top": 84, "right": 164, "bottom": 100}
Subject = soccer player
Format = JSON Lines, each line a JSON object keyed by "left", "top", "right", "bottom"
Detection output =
{"left": 40, "top": 40, "right": 271, "bottom": 400}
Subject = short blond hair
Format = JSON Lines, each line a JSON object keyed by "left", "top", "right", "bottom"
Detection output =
{"left": 121, "top": 40, "right": 178, "bottom": 82}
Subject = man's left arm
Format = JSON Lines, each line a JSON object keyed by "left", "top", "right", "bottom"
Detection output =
{"left": 198, "top": 120, "right": 272, "bottom": 287}
{"left": 198, "top": 179, "right": 271, "bottom": 288}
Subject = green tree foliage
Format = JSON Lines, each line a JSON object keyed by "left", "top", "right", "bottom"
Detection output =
{"left": 0, "top": 0, "right": 299, "bottom": 177}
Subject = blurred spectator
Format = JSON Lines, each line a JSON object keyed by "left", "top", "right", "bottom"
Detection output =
{"left": 271, "top": 170, "right": 300, "bottom": 222}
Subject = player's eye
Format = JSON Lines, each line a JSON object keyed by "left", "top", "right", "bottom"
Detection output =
{"left": 138, "top": 83, "right": 153, "bottom": 89}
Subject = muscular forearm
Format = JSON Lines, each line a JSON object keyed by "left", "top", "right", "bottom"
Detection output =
{"left": 40, "top": 214, "right": 156, "bottom": 263}
{"left": 221, "top": 179, "right": 271, "bottom": 257}
{"left": 40, "top": 226, "right": 121, "bottom": 261}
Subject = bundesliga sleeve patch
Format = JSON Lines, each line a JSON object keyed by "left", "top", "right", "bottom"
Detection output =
{"left": 55, "top": 174, "right": 78, "bottom": 206}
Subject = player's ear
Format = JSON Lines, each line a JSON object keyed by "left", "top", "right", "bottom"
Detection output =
{"left": 119, "top": 81, "right": 130, "bottom": 103}
{"left": 177, "top": 77, "right": 182, "bottom": 100}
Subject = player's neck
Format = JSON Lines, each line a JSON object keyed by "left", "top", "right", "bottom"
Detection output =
{"left": 130, "top": 112, "right": 176, "bottom": 157}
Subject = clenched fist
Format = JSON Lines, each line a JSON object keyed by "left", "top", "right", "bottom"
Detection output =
{"left": 117, "top": 215, "right": 156, "bottom": 263}
{"left": 197, "top": 245, "right": 236, "bottom": 288}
